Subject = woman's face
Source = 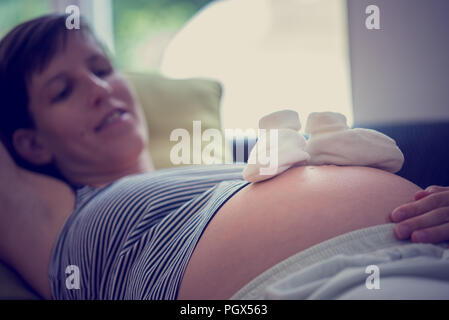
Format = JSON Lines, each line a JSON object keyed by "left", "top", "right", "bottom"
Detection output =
{"left": 26, "top": 31, "right": 148, "bottom": 181}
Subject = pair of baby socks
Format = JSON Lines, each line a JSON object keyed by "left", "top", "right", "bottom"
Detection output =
{"left": 243, "top": 110, "right": 404, "bottom": 183}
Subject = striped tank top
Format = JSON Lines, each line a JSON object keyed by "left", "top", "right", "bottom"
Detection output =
{"left": 48, "top": 164, "right": 250, "bottom": 299}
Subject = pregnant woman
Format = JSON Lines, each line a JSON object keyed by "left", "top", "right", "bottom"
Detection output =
{"left": 0, "top": 14, "right": 448, "bottom": 300}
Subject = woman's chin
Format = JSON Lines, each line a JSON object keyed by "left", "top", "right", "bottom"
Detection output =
{"left": 102, "top": 133, "right": 147, "bottom": 166}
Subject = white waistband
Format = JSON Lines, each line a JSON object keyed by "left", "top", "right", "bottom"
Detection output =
{"left": 230, "top": 223, "right": 444, "bottom": 300}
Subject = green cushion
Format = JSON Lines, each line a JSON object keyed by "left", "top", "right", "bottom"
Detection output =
{"left": 124, "top": 72, "right": 231, "bottom": 169}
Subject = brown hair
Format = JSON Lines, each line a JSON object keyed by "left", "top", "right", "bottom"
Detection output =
{"left": 0, "top": 13, "right": 99, "bottom": 180}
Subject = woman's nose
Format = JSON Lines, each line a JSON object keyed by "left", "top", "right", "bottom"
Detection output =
{"left": 86, "top": 72, "right": 112, "bottom": 108}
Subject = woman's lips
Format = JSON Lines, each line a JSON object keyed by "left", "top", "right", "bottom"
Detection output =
{"left": 95, "top": 109, "right": 129, "bottom": 132}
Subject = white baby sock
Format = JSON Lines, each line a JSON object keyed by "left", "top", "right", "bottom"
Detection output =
{"left": 304, "top": 112, "right": 404, "bottom": 173}
{"left": 242, "top": 110, "right": 310, "bottom": 183}
{"left": 243, "top": 110, "right": 405, "bottom": 183}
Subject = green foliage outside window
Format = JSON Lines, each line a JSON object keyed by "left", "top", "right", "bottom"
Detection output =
{"left": 0, "top": 0, "right": 51, "bottom": 39}
{"left": 0, "top": 0, "right": 212, "bottom": 72}
{"left": 112, "top": 0, "right": 212, "bottom": 72}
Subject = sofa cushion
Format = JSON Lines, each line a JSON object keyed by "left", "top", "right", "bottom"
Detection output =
{"left": 124, "top": 72, "right": 232, "bottom": 169}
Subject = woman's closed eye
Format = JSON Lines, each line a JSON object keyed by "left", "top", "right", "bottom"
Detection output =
{"left": 51, "top": 85, "right": 72, "bottom": 103}
{"left": 50, "top": 67, "right": 113, "bottom": 104}
{"left": 93, "top": 67, "right": 113, "bottom": 78}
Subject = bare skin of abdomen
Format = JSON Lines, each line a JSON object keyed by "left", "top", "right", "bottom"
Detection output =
{"left": 177, "top": 165, "right": 421, "bottom": 300}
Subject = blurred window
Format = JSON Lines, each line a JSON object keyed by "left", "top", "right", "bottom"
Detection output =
{"left": 111, "top": 0, "right": 213, "bottom": 72}
{"left": 0, "top": 0, "right": 51, "bottom": 39}
{"left": 161, "top": 0, "right": 353, "bottom": 131}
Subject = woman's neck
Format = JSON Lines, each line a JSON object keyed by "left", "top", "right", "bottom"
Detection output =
{"left": 66, "top": 151, "right": 155, "bottom": 188}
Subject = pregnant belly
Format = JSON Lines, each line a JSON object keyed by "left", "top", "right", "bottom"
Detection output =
{"left": 177, "top": 165, "right": 421, "bottom": 300}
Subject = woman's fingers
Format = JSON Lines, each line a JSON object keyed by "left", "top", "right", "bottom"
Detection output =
{"left": 391, "top": 190, "right": 449, "bottom": 222}
{"left": 391, "top": 186, "right": 449, "bottom": 243}
{"left": 391, "top": 187, "right": 449, "bottom": 243}
{"left": 414, "top": 186, "right": 449, "bottom": 201}
{"left": 414, "top": 190, "right": 431, "bottom": 201}
{"left": 410, "top": 223, "right": 449, "bottom": 243}
{"left": 425, "top": 185, "right": 449, "bottom": 192}
{"left": 393, "top": 206, "right": 449, "bottom": 240}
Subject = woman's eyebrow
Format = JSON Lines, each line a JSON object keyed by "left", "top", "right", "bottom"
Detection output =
{"left": 44, "top": 73, "right": 67, "bottom": 89}
{"left": 85, "top": 53, "right": 107, "bottom": 64}
{"left": 42, "top": 54, "right": 108, "bottom": 89}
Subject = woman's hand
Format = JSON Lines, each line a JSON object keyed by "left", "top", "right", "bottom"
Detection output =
{"left": 390, "top": 186, "right": 449, "bottom": 243}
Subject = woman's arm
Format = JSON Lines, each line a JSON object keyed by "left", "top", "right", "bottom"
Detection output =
{"left": 391, "top": 186, "right": 449, "bottom": 243}
{"left": 0, "top": 142, "right": 75, "bottom": 299}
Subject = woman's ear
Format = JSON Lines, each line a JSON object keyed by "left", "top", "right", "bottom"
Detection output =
{"left": 12, "top": 129, "right": 53, "bottom": 166}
